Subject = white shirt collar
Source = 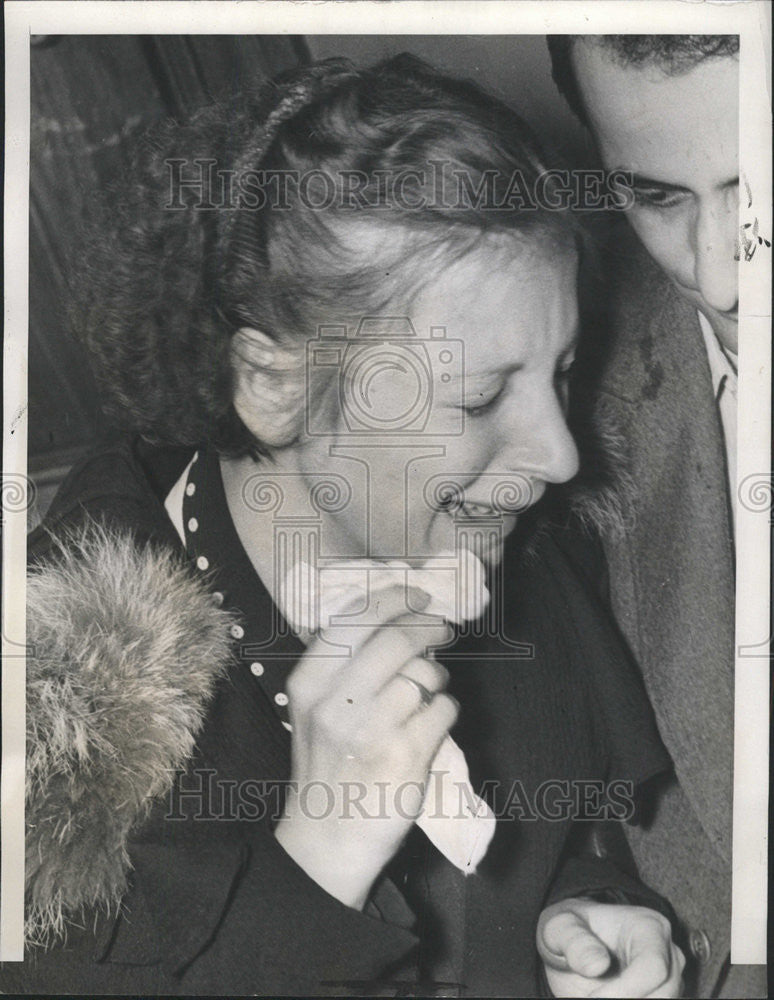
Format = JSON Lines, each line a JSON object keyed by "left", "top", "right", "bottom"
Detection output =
{"left": 697, "top": 311, "right": 737, "bottom": 400}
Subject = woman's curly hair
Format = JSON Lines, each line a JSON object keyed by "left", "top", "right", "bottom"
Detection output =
{"left": 73, "top": 53, "right": 579, "bottom": 457}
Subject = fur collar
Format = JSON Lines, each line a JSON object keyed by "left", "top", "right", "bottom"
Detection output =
{"left": 566, "top": 396, "right": 636, "bottom": 540}
{"left": 521, "top": 397, "right": 636, "bottom": 557}
{"left": 25, "top": 521, "right": 236, "bottom": 947}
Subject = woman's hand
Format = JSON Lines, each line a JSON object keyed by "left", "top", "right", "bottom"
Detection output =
{"left": 537, "top": 898, "right": 685, "bottom": 997}
{"left": 275, "top": 585, "right": 457, "bottom": 910}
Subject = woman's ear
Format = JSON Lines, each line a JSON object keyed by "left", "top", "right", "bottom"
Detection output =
{"left": 230, "top": 327, "right": 306, "bottom": 447}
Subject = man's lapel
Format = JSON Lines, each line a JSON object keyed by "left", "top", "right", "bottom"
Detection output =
{"left": 599, "top": 252, "right": 735, "bottom": 863}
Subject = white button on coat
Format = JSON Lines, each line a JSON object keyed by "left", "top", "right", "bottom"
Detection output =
{"left": 689, "top": 928, "right": 712, "bottom": 964}
{"left": 250, "top": 662, "right": 264, "bottom": 676}
{"left": 274, "top": 692, "right": 289, "bottom": 707}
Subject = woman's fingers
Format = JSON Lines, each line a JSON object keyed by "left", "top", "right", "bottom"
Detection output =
{"left": 305, "top": 583, "right": 430, "bottom": 656}
{"left": 376, "top": 657, "right": 449, "bottom": 723}
{"left": 320, "top": 583, "right": 436, "bottom": 656}
{"left": 403, "top": 691, "right": 460, "bottom": 760}
{"left": 290, "top": 585, "right": 441, "bottom": 702}
{"left": 299, "top": 634, "right": 450, "bottom": 752}
{"left": 324, "top": 615, "right": 451, "bottom": 707}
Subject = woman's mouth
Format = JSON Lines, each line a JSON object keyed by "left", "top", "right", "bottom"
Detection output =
{"left": 459, "top": 500, "right": 499, "bottom": 519}
{"left": 458, "top": 484, "right": 544, "bottom": 520}
{"left": 454, "top": 503, "right": 520, "bottom": 556}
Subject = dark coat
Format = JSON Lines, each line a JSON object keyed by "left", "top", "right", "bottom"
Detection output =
{"left": 2, "top": 437, "right": 672, "bottom": 997}
{"left": 591, "top": 230, "right": 765, "bottom": 998}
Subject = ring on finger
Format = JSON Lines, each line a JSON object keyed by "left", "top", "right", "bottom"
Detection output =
{"left": 396, "top": 672, "right": 435, "bottom": 708}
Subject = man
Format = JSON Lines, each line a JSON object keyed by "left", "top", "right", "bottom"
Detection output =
{"left": 547, "top": 35, "right": 766, "bottom": 998}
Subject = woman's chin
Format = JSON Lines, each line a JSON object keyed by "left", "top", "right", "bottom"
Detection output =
{"left": 458, "top": 514, "right": 518, "bottom": 567}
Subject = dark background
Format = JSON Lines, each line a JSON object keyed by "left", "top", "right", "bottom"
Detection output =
{"left": 28, "top": 34, "right": 594, "bottom": 524}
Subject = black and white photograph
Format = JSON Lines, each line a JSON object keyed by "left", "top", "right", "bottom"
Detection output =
{"left": 2, "top": 2, "right": 770, "bottom": 997}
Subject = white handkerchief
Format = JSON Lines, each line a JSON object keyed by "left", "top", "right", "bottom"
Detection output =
{"left": 278, "top": 550, "right": 496, "bottom": 874}
{"left": 278, "top": 549, "right": 490, "bottom": 633}
{"left": 421, "top": 728, "right": 495, "bottom": 874}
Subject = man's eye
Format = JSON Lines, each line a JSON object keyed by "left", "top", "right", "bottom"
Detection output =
{"left": 555, "top": 361, "right": 576, "bottom": 385}
{"left": 632, "top": 187, "right": 687, "bottom": 210}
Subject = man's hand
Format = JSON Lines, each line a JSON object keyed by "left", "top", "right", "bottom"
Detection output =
{"left": 537, "top": 898, "right": 685, "bottom": 998}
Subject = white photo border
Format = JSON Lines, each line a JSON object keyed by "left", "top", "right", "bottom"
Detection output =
{"left": 3, "top": 0, "right": 770, "bottom": 969}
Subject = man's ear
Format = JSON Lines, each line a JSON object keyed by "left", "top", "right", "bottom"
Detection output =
{"left": 230, "top": 327, "right": 306, "bottom": 447}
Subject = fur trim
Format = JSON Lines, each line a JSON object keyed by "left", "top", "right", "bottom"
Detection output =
{"left": 25, "top": 521, "right": 236, "bottom": 946}
{"left": 566, "top": 398, "right": 637, "bottom": 541}
{"left": 521, "top": 398, "right": 636, "bottom": 558}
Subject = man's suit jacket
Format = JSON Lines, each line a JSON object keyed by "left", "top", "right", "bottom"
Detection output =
{"left": 592, "top": 233, "right": 765, "bottom": 997}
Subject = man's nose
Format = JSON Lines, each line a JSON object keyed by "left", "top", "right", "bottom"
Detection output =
{"left": 694, "top": 198, "right": 739, "bottom": 314}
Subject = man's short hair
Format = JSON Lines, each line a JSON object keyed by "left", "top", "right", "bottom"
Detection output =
{"left": 547, "top": 35, "right": 740, "bottom": 126}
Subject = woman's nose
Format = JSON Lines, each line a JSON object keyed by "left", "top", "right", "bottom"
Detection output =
{"left": 512, "top": 399, "right": 579, "bottom": 487}
{"left": 694, "top": 199, "right": 739, "bottom": 314}
{"left": 541, "top": 410, "right": 581, "bottom": 485}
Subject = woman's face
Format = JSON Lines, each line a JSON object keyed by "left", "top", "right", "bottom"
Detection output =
{"left": 290, "top": 236, "right": 580, "bottom": 567}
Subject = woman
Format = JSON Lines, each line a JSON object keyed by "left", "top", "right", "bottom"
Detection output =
{"left": 5, "top": 56, "right": 684, "bottom": 997}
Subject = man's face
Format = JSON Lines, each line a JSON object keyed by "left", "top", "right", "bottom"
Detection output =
{"left": 572, "top": 42, "right": 739, "bottom": 353}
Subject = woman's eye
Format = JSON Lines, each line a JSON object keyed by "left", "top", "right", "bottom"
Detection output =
{"left": 463, "top": 388, "right": 502, "bottom": 417}
{"left": 632, "top": 187, "right": 687, "bottom": 210}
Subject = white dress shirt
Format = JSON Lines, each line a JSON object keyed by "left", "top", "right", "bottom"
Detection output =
{"left": 697, "top": 311, "right": 738, "bottom": 543}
